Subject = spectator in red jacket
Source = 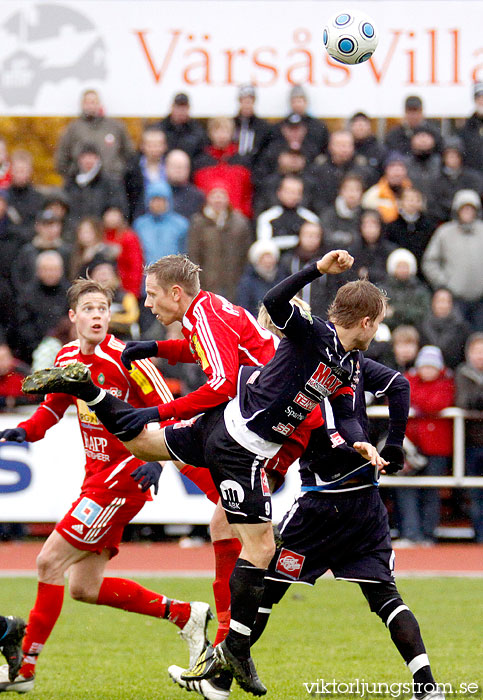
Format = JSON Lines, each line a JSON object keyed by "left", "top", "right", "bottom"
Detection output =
{"left": 102, "top": 206, "right": 144, "bottom": 298}
{"left": 193, "top": 117, "right": 253, "bottom": 218}
{"left": 0, "top": 138, "right": 11, "bottom": 190}
{"left": 0, "top": 343, "right": 34, "bottom": 409}
{"left": 395, "top": 345, "right": 455, "bottom": 546}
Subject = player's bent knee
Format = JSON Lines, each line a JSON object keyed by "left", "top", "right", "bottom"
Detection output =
{"left": 69, "top": 581, "right": 99, "bottom": 604}
{"left": 359, "top": 581, "right": 405, "bottom": 623}
{"left": 36, "top": 550, "right": 63, "bottom": 581}
{"left": 123, "top": 429, "right": 170, "bottom": 462}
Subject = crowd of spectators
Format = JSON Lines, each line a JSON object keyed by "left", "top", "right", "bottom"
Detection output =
{"left": 0, "top": 83, "right": 482, "bottom": 543}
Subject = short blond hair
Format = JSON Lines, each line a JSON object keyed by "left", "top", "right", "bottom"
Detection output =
{"left": 257, "top": 297, "right": 311, "bottom": 339}
{"left": 145, "top": 255, "right": 201, "bottom": 296}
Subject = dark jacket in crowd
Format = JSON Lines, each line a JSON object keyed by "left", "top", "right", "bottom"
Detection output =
{"left": 354, "top": 135, "right": 387, "bottom": 174}
{"left": 236, "top": 264, "right": 287, "bottom": 318}
{"left": 309, "top": 154, "right": 378, "bottom": 209}
{"left": 385, "top": 120, "right": 442, "bottom": 156}
{"left": 280, "top": 249, "right": 338, "bottom": 317}
{"left": 171, "top": 182, "right": 205, "bottom": 221}
{"left": 64, "top": 169, "right": 127, "bottom": 237}
{"left": 455, "top": 362, "right": 483, "bottom": 446}
{"left": 459, "top": 113, "right": 483, "bottom": 173}
{"left": 271, "top": 115, "right": 329, "bottom": 156}
{"left": 351, "top": 237, "right": 396, "bottom": 285}
{"left": 319, "top": 201, "right": 362, "bottom": 251}
{"left": 254, "top": 171, "right": 321, "bottom": 217}
{"left": 386, "top": 213, "right": 437, "bottom": 268}
{"left": 233, "top": 114, "right": 273, "bottom": 169}
{"left": 383, "top": 276, "right": 432, "bottom": 330}
{"left": 428, "top": 166, "right": 483, "bottom": 222}
{"left": 407, "top": 152, "right": 442, "bottom": 199}
{"left": 11, "top": 240, "right": 73, "bottom": 293}
{"left": 157, "top": 116, "right": 207, "bottom": 160}
{"left": 7, "top": 184, "right": 45, "bottom": 241}
{"left": 419, "top": 310, "right": 471, "bottom": 370}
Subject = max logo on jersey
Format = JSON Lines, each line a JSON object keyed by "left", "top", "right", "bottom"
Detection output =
{"left": 275, "top": 548, "right": 305, "bottom": 579}
{"left": 306, "top": 362, "right": 343, "bottom": 398}
{"left": 191, "top": 333, "right": 209, "bottom": 371}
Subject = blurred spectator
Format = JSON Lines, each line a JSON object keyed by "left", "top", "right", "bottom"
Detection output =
{"left": 420, "top": 288, "right": 470, "bottom": 369}
{"left": 102, "top": 206, "right": 144, "bottom": 298}
{"left": 0, "top": 191, "right": 23, "bottom": 333}
{"left": 7, "top": 149, "right": 45, "bottom": 241}
{"left": 254, "top": 148, "right": 319, "bottom": 216}
{"left": 90, "top": 261, "right": 140, "bottom": 340}
{"left": 233, "top": 84, "right": 272, "bottom": 168}
{"left": 31, "top": 317, "right": 74, "bottom": 371}
{"left": 406, "top": 126, "right": 441, "bottom": 199}
{"left": 165, "top": 149, "right": 204, "bottom": 220}
{"left": 459, "top": 82, "right": 483, "bottom": 173}
{"left": 15, "top": 251, "right": 70, "bottom": 363}
{"left": 455, "top": 333, "right": 483, "bottom": 542}
{"left": 12, "top": 210, "right": 72, "bottom": 293}
{"left": 63, "top": 143, "right": 128, "bottom": 238}
{"left": 427, "top": 136, "right": 482, "bottom": 222}
{"left": 396, "top": 346, "right": 454, "bottom": 545}
{"left": 320, "top": 173, "right": 364, "bottom": 249}
{"left": 257, "top": 112, "right": 321, "bottom": 182}
{"left": 352, "top": 209, "right": 395, "bottom": 284}
{"left": 193, "top": 117, "right": 253, "bottom": 218}
{"left": 383, "top": 248, "right": 431, "bottom": 330}
{"left": 55, "top": 88, "right": 134, "bottom": 181}
{"left": 310, "top": 130, "right": 378, "bottom": 209}
{"left": 0, "top": 343, "right": 33, "bottom": 409}
{"left": 256, "top": 175, "right": 319, "bottom": 251}
{"left": 188, "top": 184, "right": 252, "bottom": 302}
{"left": 349, "top": 111, "right": 387, "bottom": 174}
{"left": 157, "top": 92, "right": 207, "bottom": 160}
{"left": 386, "top": 187, "right": 436, "bottom": 270}
{"left": 422, "top": 189, "right": 483, "bottom": 330}
{"left": 236, "top": 240, "right": 286, "bottom": 316}
{"left": 385, "top": 95, "right": 442, "bottom": 156}
{"left": 42, "top": 191, "right": 70, "bottom": 233}
{"left": 70, "top": 217, "right": 117, "bottom": 280}
{"left": 0, "top": 138, "right": 11, "bottom": 190}
{"left": 124, "top": 125, "right": 168, "bottom": 223}
{"left": 362, "top": 152, "right": 413, "bottom": 223}
{"left": 273, "top": 85, "right": 329, "bottom": 156}
{"left": 133, "top": 181, "right": 188, "bottom": 265}
{"left": 386, "top": 325, "right": 420, "bottom": 373}
{"left": 280, "top": 221, "right": 335, "bottom": 316}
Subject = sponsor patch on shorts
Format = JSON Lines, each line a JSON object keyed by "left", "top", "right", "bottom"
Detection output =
{"left": 275, "top": 547, "right": 305, "bottom": 579}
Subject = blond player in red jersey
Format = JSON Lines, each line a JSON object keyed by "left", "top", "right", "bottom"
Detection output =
{"left": 0, "top": 279, "right": 212, "bottom": 694}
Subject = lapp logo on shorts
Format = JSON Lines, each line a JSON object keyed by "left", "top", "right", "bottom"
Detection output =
{"left": 275, "top": 548, "right": 305, "bottom": 579}
{"left": 260, "top": 468, "right": 270, "bottom": 496}
{"left": 220, "top": 479, "right": 244, "bottom": 509}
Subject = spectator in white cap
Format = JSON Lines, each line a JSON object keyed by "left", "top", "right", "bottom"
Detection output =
{"left": 233, "top": 84, "right": 272, "bottom": 168}
{"left": 383, "top": 247, "right": 431, "bottom": 330}
{"left": 422, "top": 189, "right": 483, "bottom": 330}
{"left": 459, "top": 82, "right": 483, "bottom": 173}
{"left": 395, "top": 344, "right": 455, "bottom": 546}
{"left": 236, "top": 239, "right": 286, "bottom": 316}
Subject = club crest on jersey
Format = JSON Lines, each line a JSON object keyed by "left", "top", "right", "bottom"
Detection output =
{"left": 275, "top": 548, "right": 305, "bottom": 579}
{"left": 97, "top": 373, "right": 105, "bottom": 385}
{"left": 306, "top": 362, "right": 343, "bottom": 398}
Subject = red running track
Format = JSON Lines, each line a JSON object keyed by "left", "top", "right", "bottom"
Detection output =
{"left": 0, "top": 542, "right": 482, "bottom": 576}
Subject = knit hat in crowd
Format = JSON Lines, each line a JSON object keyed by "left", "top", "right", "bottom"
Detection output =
{"left": 248, "top": 239, "right": 280, "bottom": 266}
{"left": 473, "top": 82, "right": 483, "bottom": 98}
{"left": 238, "top": 84, "right": 256, "bottom": 99}
{"left": 451, "top": 189, "right": 481, "bottom": 214}
{"left": 415, "top": 345, "right": 444, "bottom": 370}
{"left": 386, "top": 248, "right": 417, "bottom": 277}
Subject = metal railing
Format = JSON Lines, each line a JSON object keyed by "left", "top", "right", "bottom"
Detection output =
{"left": 367, "top": 406, "right": 483, "bottom": 488}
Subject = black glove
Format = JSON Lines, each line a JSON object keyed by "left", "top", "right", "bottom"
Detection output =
{"left": 121, "top": 340, "right": 158, "bottom": 370}
{"left": 116, "top": 406, "right": 160, "bottom": 435}
{"left": 380, "top": 444, "right": 405, "bottom": 474}
{"left": 131, "top": 462, "right": 163, "bottom": 494}
{"left": 0, "top": 428, "right": 27, "bottom": 443}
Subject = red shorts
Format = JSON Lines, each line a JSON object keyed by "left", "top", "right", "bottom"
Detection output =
{"left": 56, "top": 490, "right": 146, "bottom": 557}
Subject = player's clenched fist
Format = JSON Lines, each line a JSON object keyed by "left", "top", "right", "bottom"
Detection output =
{"left": 316, "top": 250, "right": 354, "bottom": 275}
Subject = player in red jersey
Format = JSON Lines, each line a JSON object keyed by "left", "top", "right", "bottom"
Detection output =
{"left": 0, "top": 279, "right": 212, "bottom": 694}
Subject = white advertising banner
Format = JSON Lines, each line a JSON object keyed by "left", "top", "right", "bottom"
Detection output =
{"left": 0, "top": 0, "right": 481, "bottom": 118}
{"left": 0, "top": 410, "right": 301, "bottom": 524}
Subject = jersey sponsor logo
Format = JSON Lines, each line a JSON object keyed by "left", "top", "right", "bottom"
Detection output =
{"left": 129, "top": 368, "right": 154, "bottom": 395}
{"left": 77, "top": 399, "right": 100, "bottom": 425}
{"left": 219, "top": 479, "right": 244, "bottom": 509}
{"left": 293, "top": 392, "right": 317, "bottom": 411}
{"left": 71, "top": 523, "right": 84, "bottom": 534}
{"left": 329, "top": 431, "right": 345, "bottom": 448}
{"left": 260, "top": 468, "right": 270, "bottom": 496}
{"left": 306, "top": 362, "right": 343, "bottom": 398}
{"left": 272, "top": 422, "right": 295, "bottom": 437}
{"left": 275, "top": 548, "right": 305, "bottom": 579}
{"left": 191, "top": 333, "right": 209, "bottom": 371}
{"left": 285, "top": 406, "right": 306, "bottom": 421}
{"left": 172, "top": 416, "right": 199, "bottom": 429}
{"left": 82, "top": 431, "right": 110, "bottom": 461}
{"left": 71, "top": 497, "right": 102, "bottom": 526}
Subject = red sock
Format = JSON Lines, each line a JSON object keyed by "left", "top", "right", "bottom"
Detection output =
{"left": 20, "top": 582, "right": 64, "bottom": 678}
{"left": 97, "top": 577, "right": 191, "bottom": 629}
{"left": 212, "top": 538, "right": 242, "bottom": 646}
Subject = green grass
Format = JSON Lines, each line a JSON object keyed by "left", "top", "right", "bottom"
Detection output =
{"left": 1, "top": 577, "right": 481, "bottom": 699}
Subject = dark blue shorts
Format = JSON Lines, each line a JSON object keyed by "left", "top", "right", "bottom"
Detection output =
{"left": 266, "top": 487, "right": 394, "bottom": 585}
{"left": 164, "top": 405, "right": 272, "bottom": 524}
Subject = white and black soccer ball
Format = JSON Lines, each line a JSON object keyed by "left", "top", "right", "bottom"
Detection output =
{"left": 323, "top": 10, "right": 378, "bottom": 65}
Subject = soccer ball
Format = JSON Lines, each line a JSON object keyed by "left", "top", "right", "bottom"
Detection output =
{"left": 323, "top": 10, "right": 378, "bottom": 65}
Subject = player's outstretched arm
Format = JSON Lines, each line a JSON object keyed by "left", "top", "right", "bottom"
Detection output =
{"left": 121, "top": 339, "right": 195, "bottom": 370}
{"left": 0, "top": 428, "right": 27, "bottom": 443}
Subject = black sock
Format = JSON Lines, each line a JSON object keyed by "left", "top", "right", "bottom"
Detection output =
{"left": 224, "top": 558, "right": 265, "bottom": 659}
{"left": 250, "top": 579, "right": 290, "bottom": 646}
{"left": 86, "top": 392, "right": 144, "bottom": 440}
{"left": 388, "top": 610, "right": 436, "bottom": 697}
{"left": 0, "top": 616, "right": 8, "bottom": 641}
